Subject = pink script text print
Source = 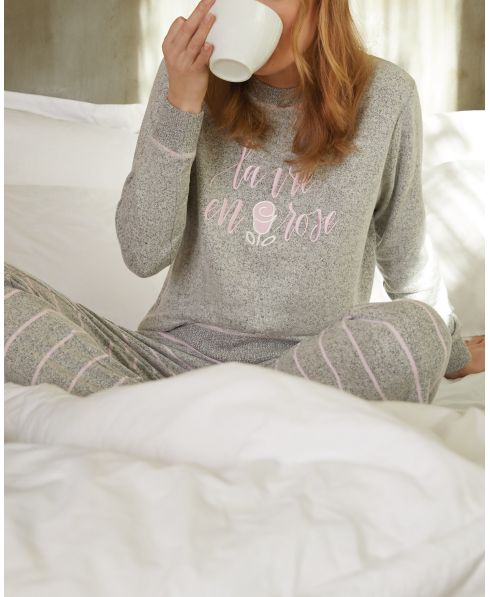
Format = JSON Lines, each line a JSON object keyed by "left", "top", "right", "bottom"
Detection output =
{"left": 203, "top": 146, "right": 338, "bottom": 245}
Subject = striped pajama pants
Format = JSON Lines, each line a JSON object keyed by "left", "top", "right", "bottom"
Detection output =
{"left": 4, "top": 261, "right": 452, "bottom": 403}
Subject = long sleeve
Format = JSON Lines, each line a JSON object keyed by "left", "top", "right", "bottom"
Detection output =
{"left": 115, "top": 58, "right": 204, "bottom": 278}
{"left": 373, "top": 80, "right": 472, "bottom": 375}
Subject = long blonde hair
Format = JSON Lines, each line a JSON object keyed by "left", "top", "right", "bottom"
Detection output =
{"left": 204, "top": 0, "right": 377, "bottom": 181}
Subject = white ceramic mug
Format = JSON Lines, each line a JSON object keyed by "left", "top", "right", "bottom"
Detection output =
{"left": 205, "top": 0, "right": 283, "bottom": 82}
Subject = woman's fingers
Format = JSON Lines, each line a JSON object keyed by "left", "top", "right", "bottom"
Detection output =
{"left": 189, "top": 12, "right": 216, "bottom": 66}
{"left": 162, "top": 0, "right": 216, "bottom": 111}
{"left": 165, "top": 15, "right": 186, "bottom": 46}
{"left": 171, "top": 0, "right": 216, "bottom": 55}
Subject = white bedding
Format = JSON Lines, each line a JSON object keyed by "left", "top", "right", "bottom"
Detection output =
{"left": 4, "top": 363, "right": 485, "bottom": 597}
{"left": 4, "top": 90, "right": 486, "bottom": 596}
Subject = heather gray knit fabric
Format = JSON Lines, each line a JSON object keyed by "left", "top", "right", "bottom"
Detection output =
{"left": 4, "top": 261, "right": 216, "bottom": 397}
{"left": 3, "top": 56, "right": 471, "bottom": 402}
{"left": 115, "top": 55, "right": 471, "bottom": 377}
{"left": 3, "top": 259, "right": 454, "bottom": 402}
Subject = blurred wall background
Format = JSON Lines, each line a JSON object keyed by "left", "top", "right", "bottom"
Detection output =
{"left": 4, "top": 0, "right": 485, "bottom": 112}
{"left": 350, "top": 0, "right": 485, "bottom": 112}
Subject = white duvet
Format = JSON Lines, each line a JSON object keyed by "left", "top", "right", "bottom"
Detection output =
{"left": 4, "top": 362, "right": 485, "bottom": 597}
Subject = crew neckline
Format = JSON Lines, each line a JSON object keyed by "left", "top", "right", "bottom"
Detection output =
{"left": 246, "top": 75, "right": 300, "bottom": 108}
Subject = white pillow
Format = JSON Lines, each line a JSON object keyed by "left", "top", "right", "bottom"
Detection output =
{"left": 4, "top": 108, "right": 138, "bottom": 190}
{"left": 4, "top": 184, "right": 166, "bottom": 331}
{"left": 423, "top": 160, "right": 485, "bottom": 336}
{"left": 422, "top": 111, "right": 485, "bottom": 170}
{"left": 4, "top": 94, "right": 484, "bottom": 165}
{"left": 4, "top": 90, "right": 145, "bottom": 132}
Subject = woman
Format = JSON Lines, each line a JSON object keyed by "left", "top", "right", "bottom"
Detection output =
{"left": 4, "top": 0, "right": 484, "bottom": 400}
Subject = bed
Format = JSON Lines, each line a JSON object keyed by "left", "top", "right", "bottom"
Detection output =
{"left": 4, "top": 89, "right": 485, "bottom": 596}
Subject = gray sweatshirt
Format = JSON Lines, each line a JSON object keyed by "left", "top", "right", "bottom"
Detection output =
{"left": 115, "top": 56, "right": 472, "bottom": 375}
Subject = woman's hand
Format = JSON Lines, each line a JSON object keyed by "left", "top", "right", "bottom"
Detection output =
{"left": 444, "top": 335, "right": 485, "bottom": 379}
{"left": 163, "top": 0, "right": 216, "bottom": 114}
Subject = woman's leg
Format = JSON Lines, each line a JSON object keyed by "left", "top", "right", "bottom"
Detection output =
{"left": 259, "top": 299, "right": 452, "bottom": 404}
{"left": 4, "top": 262, "right": 211, "bottom": 397}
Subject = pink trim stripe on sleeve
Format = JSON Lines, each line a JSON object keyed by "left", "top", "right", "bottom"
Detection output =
{"left": 150, "top": 137, "right": 196, "bottom": 160}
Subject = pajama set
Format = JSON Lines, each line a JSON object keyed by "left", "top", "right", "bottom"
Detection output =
{"left": 4, "top": 55, "right": 472, "bottom": 402}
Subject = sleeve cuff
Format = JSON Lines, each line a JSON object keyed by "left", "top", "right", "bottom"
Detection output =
{"left": 445, "top": 333, "right": 472, "bottom": 375}
{"left": 150, "top": 95, "right": 204, "bottom": 155}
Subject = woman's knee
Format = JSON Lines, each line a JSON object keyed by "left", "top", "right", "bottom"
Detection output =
{"left": 344, "top": 299, "right": 451, "bottom": 401}
{"left": 354, "top": 299, "right": 452, "bottom": 352}
{"left": 401, "top": 299, "right": 452, "bottom": 356}
{"left": 387, "top": 300, "right": 452, "bottom": 398}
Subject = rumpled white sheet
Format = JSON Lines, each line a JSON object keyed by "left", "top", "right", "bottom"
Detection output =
{"left": 4, "top": 363, "right": 485, "bottom": 597}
